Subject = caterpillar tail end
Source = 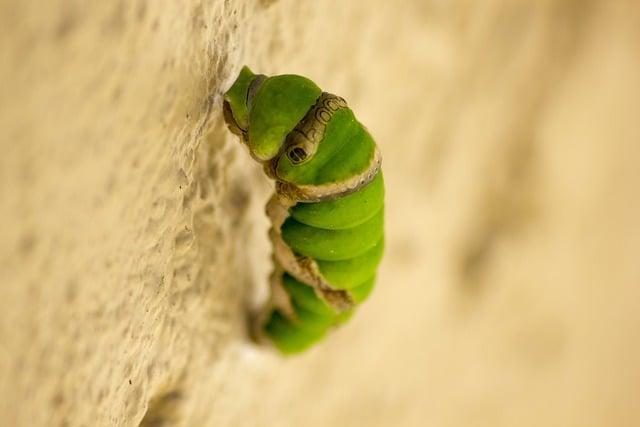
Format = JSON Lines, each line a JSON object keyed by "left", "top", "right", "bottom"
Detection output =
{"left": 248, "top": 268, "right": 337, "bottom": 355}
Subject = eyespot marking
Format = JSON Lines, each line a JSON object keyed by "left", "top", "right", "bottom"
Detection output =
{"left": 275, "top": 93, "right": 349, "bottom": 169}
{"left": 287, "top": 146, "right": 308, "bottom": 164}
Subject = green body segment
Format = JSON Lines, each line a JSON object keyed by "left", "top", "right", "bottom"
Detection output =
{"left": 223, "top": 66, "right": 384, "bottom": 354}
{"left": 316, "top": 238, "right": 384, "bottom": 289}
{"left": 289, "top": 172, "right": 384, "bottom": 229}
{"left": 281, "top": 207, "right": 384, "bottom": 261}
{"left": 268, "top": 176, "right": 384, "bottom": 354}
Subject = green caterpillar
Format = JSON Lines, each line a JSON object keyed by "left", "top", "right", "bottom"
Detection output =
{"left": 223, "top": 66, "right": 384, "bottom": 354}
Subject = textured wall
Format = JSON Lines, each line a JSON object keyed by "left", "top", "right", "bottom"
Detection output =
{"left": 1, "top": 1, "right": 639, "bottom": 426}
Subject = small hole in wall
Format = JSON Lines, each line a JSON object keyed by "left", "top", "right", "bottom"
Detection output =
{"left": 139, "top": 390, "right": 182, "bottom": 427}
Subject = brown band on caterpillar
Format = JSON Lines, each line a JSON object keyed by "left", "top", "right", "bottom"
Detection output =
{"left": 260, "top": 92, "right": 348, "bottom": 178}
{"left": 266, "top": 195, "right": 355, "bottom": 312}
{"left": 275, "top": 146, "right": 382, "bottom": 203}
{"left": 270, "top": 227, "right": 354, "bottom": 312}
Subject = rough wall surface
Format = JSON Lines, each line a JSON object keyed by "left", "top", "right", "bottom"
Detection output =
{"left": 1, "top": 1, "right": 639, "bottom": 426}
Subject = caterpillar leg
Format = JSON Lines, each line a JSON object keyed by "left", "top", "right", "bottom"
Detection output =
{"left": 248, "top": 262, "right": 292, "bottom": 345}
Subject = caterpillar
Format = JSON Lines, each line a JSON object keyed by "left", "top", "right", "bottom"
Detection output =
{"left": 223, "top": 66, "right": 384, "bottom": 354}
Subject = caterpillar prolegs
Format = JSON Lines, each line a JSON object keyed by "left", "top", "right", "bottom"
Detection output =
{"left": 223, "top": 66, "right": 384, "bottom": 354}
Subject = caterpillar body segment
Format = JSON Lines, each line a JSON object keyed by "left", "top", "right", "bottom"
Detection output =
{"left": 223, "top": 66, "right": 384, "bottom": 354}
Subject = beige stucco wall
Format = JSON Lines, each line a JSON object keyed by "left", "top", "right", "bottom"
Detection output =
{"left": 1, "top": 1, "right": 639, "bottom": 425}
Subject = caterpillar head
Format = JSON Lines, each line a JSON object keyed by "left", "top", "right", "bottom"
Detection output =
{"left": 223, "top": 66, "right": 322, "bottom": 164}
{"left": 224, "top": 67, "right": 379, "bottom": 197}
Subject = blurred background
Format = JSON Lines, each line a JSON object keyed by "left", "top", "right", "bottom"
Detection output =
{"left": 1, "top": 0, "right": 639, "bottom": 426}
